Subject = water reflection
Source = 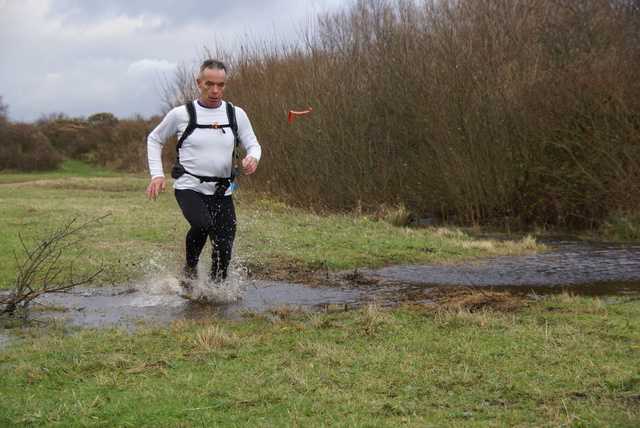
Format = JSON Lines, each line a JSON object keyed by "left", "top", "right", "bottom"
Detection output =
{"left": 363, "top": 238, "right": 640, "bottom": 295}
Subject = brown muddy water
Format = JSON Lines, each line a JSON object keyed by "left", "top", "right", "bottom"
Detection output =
{"left": 2, "top": 237, "right": 639, "bottom": 337}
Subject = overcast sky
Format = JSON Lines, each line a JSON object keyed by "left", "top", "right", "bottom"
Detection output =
{"left": 0, "top": 0, "right": 349, "bottom": 123}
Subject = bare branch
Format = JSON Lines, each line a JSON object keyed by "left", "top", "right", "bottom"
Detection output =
{"left": 1, "top": 215, "right": 109, "bottom": 316}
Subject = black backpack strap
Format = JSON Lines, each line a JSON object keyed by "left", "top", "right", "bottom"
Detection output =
{"left": 226, "top": 102, "right": 238, "bottom": 142}
{"left": 177, "top": 101, "right": 238, "bottom": 153}
{"left": 226, "top": 102, "right": 240, "bottom": 181}
{"left": 176, "top": 101, "right": 197, "bottom": 153}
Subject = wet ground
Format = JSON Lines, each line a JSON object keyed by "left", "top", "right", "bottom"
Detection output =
{"left": 3, "top": 237, "right": 640, "bottom": 331}
{"left": 363, "top": 237, "right": 640, "bottom": 296}
{"left": 17, "top": 280, "right": 372, "bottom": 330}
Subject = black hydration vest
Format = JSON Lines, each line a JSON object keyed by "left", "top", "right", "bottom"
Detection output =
{"left": 171, "top": 101, "right": 240, "bottom": 196}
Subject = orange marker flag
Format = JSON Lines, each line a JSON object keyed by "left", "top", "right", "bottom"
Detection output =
{"left": 288, "top": 107, "right": 313, "bottom": 122}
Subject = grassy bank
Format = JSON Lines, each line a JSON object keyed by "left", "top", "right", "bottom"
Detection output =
{"left": 0, "top": 167, "right": 544, "bottom": 290}
{"left": 1, "top": 292, "right": 639, "bottom": 426}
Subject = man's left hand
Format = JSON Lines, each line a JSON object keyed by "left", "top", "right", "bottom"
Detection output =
{"left": 242, "top": 156, "right": 258, "bottom": 175}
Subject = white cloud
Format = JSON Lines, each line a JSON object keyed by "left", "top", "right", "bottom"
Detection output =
{"left": 126, "top": 59, "right": 175, "bottom": 78}
{"left": 0, "top": 0, "right": 352, "bottom": 122}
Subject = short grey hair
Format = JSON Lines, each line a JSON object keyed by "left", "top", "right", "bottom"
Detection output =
{"left": 200, "top": 59, "right": 227, "bottom": 79}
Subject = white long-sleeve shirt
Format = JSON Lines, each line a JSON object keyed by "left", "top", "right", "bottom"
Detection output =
{"left": 147, "top": 100, "right": 262, "bottom": 196}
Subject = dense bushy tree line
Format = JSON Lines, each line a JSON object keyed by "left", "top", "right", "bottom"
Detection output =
{"left": 221, "top": 0, "right": 639, "bottom": 228}
{"left": 2, "top": 0, "right": 639, "bottom": 230}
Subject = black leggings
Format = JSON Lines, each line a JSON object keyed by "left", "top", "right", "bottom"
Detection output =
{"left": 174, "top": 189, "right": 237, "bottom": 280}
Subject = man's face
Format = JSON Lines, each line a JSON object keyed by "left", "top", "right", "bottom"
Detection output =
{"left": 197, "top": 67, "right": 227, "bottom": 108}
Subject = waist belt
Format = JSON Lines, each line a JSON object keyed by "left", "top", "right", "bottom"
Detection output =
{"left": 184, "top": 169, "right": 231, "bottom": 197}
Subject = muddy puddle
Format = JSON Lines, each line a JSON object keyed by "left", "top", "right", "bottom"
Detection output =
{"left": 363, "top": 237, "right": 640, "bottom": 296}
{"left": 22, "top": 278, "right": 374, "bottom": 330}
{"left": 3, "top": 237, "right": 640, "bottom": 333}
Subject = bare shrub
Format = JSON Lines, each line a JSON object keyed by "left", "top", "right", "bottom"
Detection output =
{"left": 39, "top": 118, "right": 97, "bottom": 159}
{"left": 91, "top": 115, "right": 164, "bottom": 173}
{"left": 0, "top": 123, "right": 62, "bottom": 172}
{"left": 1, "top": 216, "right": 106, "bottom": 317}
{"left": 156, "top": 61, "right": 200, "bottom": 114}
{"left": 217, "top": 0, "right": 638, "bottom": 228}
{"left": 2, "top": 0, "right": 637, "bottom": 230}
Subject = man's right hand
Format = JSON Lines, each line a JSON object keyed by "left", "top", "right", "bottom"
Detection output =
{"left": 146, "top": 177, "right": 166, "bottom": 201}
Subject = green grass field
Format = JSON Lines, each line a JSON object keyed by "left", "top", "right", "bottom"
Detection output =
{"left": 1, "top": 165, "right": 638, "bottom": 426}
{"left": 1, "top": 293, "right": 639, "bottom": 426}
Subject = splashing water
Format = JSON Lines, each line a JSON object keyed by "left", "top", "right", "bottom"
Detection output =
{"left": 188, "top": 265, "right": 248, "bottom": 304}
{"left": 135, "top": 263, "right": 248, "bottom": 306}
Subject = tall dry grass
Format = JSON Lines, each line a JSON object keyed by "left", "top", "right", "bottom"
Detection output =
{"left": 218, "top": 0, "right": 639, "bottom": 227}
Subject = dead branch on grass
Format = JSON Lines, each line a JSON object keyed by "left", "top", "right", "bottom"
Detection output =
{"left": 1, "top": 215, "right": 109, "bottom": 316}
